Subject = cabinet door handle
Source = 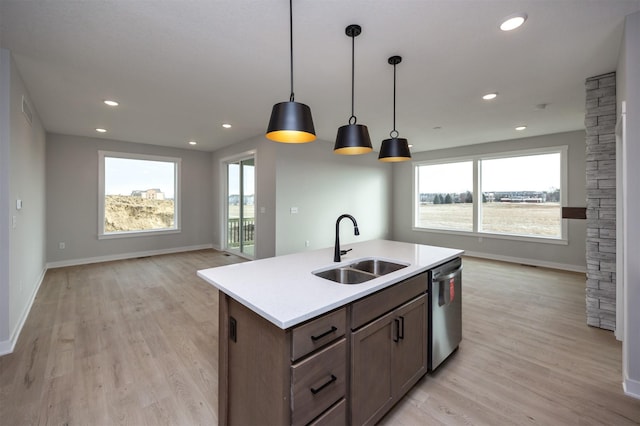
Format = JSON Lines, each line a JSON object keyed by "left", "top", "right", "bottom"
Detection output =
{"left": 393, "top": 318, "right": 401, "bottom": 342}
{"left": 229, "top": 316, "right": 237, "bottom": 342}
{"left": 310, "top": 374, "right": 337, "bottom": 395}
{"left": 398, "top": 316, "right": 405, "bottom": 340}
{"left": 311, "top": 326, "right": 337, "bottom": 342}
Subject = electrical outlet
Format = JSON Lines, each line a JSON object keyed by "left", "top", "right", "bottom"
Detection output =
{"left": 59, "top": 242, "right": 66, "bottom": 249}
{"left": 305, "top": 240, "right": 310, "bottom": 247}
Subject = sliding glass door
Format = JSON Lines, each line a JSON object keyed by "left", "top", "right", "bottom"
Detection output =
{"left": 226, "top": 156, "right": 255, "bottom": 258}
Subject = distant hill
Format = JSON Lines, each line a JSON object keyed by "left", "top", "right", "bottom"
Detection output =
{"left": 105, "top": 195, "right": 174, "bottom": 232}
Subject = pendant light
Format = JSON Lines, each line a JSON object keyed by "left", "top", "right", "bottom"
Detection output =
{"left": 266, "top": 0, "right": 316, "bottom": 143}
{"left": 379, "top": 55, "right": 412, "bottom": 162}
{"left": 334, "top": 24, "right": 372, "bottom": 155}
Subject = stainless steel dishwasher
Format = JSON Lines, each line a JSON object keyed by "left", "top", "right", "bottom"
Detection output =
{"left": 428, "top": 257, "right": 462, "bottom": 371}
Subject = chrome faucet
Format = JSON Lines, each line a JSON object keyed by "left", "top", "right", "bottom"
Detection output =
{"left": 334, "top": 214, "right": 360, "bottom": 262}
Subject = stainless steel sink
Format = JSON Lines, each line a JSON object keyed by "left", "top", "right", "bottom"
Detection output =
{"left": 313, "top": 267, "right": 376, "bottom": 284}
{"left": 313, "top": 258, "right": 409, "bottom": 284}
{"left": 349, "top": 259, "right": 407, "bottom": 276}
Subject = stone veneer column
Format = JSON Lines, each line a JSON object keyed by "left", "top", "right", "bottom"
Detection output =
{"left": 585, "top": 72, "right": 616, "bottom": 331}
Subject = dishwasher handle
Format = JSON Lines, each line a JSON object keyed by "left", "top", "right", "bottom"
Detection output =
{"left": 432, "top": 265, "right": 462, "bottom": 282}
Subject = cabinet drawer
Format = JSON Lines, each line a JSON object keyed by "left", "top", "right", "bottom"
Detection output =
{"left": 292, "top": 307, "right": 346, "bottom": 361}
{"left": 351, "top": 272, "right": 427, "bottom": 330}
{"left": 291, "top": 339, "right": 346, "bottom": 426}
{"left": 308, "top": 399, "right": 347, "bottom": 426}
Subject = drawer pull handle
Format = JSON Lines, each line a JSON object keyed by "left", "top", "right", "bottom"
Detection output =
{"left": 310, "top": 374, "right": 337, "bottom": 395}
{"left": 311, "top": 326, "right": 337, "bottom": 342}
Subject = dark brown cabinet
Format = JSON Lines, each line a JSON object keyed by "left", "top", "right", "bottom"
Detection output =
{"left": 351, "top": 295, "right": 427, "bottom": 426}
{"left": 220, "top": 298, "right": 347, "bottom": 426}
{"left": 218, "top": 271, "right": 430, "bottom": 426}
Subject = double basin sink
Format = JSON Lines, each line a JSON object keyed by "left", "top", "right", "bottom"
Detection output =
{"left": 313, "top": 258, "right": 408, "bottom": 284}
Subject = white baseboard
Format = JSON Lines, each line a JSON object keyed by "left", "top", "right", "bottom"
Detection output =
{"left": 0, "top": 266, "right": 46, "bottom": 356}
{"left": 624, "top": 376, "right": 640, "bottom": 400}
{"left": 0, "top": 339, "right": 12, "bottom": 356}
{"left": 46, "top": 244, "right": 214, "bottom": 269}
{"left": 463, "top": 250, "right": 586, "bottom": 273}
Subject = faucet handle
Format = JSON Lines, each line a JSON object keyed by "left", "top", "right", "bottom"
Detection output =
{"left": 340, "top": 248, "right": 353, "bottom": 256}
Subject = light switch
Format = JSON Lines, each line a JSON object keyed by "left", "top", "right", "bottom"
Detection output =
{"left": 290, "top": 207, "right": 298, "bottom": 214}
{"left": 16, "top": 199, "right": 22, "bottom": 210}
{"left": 12, "top": 216, "right": 17, "bottom": 229}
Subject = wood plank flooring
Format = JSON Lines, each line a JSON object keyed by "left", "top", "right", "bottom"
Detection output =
{"left": 1, "top": 250, "right": 638, "bottom": 425}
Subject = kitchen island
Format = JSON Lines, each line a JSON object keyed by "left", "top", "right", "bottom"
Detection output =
{"left": 197, "top": 239, "right": 463, "bottom": 425}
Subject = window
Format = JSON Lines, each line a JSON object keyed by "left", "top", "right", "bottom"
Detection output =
{"left": 99, "top": 151, "right": 180, "bottom": 238}
{"left": 416, "top": 161, "right": 473, "bottom": 232}
{"left": 480, "top": 153, "right": 561, "bottom": 238}
{"left": 414, "top": 147, "right": 566, "bottom": 242}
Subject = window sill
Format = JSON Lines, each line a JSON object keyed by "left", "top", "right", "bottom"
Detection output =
{"left": 98, "top": 228, "right": 181, "bottom": 240}
{"left": 412, "top": 226, "right": 568, "bottom": 245}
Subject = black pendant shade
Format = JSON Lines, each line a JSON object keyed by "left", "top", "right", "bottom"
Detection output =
{"left": 334, "top": 123, "right": 372, "bottom": 154}
{"left": 378, "top": 137, "right": 411, "bottom": 162}
{"left": 379, "top": 55, "right": 411, "bottom": 162}
{"left": 334, "top": 24, "right": 372, "bottom": 155}
{"left": 266, "top": 101, "right": 316, "bottom": 143}
{"left": 266, "top": 0, "right": 316, "bottom": 143}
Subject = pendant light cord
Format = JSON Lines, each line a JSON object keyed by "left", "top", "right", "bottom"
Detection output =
{"left": 391, "top": 62, "right": 398, "bottom": 138}
{"left": 289, "top": 0, "right": 295, "bottom": 102}
{"left": 350, "top": 33, "right": 356, "bottom": 124}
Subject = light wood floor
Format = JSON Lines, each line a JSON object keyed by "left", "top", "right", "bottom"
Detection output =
{"left": 0, "top": 250, "right": 638, "bottom": 425}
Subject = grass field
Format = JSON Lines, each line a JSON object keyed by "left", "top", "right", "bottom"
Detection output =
{"left": 417, "top": 202, "right": 561, "bottom": 237}
{"left": 228, "top": 203, "right": 561, "bottom": 238}
{"left": 227, "top": 204, "right": 255, "bottom": 219}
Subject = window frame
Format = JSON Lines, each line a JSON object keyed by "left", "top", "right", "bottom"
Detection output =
{"left": 98, "top": 150, "right": 181, "bottom": 239}
{"left": 413, "top": 145, "right": 568, "bottom": 244}
{"left": 413, "top": 157, "right": 475, "bottom": 233}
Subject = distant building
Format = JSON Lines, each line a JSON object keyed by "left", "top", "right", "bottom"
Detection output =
{"left": 131, "top": 188, "right": 165, "bottom": 200}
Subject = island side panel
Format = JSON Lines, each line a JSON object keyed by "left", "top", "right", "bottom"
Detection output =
{"left": 219, "top": 293, "right": 230, "bottom": 425}
{"left": 223, "top": 295, "right": 291, "bottom": 425}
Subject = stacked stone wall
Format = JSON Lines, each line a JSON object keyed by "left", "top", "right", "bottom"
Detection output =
{"left": 585, "top": 72, "right": 616, "bottom": 331}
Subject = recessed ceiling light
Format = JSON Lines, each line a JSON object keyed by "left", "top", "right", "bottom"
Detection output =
{"left": 482, "top": 93, "right": 498, "bottom": 100}
{"left": 96, "top": 128, "right": 107, "bottom": 133}
{"left": 103, "top": 100, "right": 119, "bottom": 107}
{"left": 189, "top": 141, "right": 197, "bottom": 145}
{"left": 222, "top": 123, "right": 232, "bottom": 129}
{"left": 500, "top": 13, "right": 527, "bottom": 31}
{"left": 515, "top": 125, "right": 527, "bottom": 131}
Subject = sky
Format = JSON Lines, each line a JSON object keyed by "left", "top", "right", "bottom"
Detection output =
{"left": 105, "top": 157, "right": 176, "bottom": 198}
{"left": 228, "top": 162, "right": 255, "bottom": 196}
{"left": 418, "top": 153, "right": 560, "bottom": 193}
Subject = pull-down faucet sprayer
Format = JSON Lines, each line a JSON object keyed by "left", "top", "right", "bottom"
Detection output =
{"left": 334, "top": 214, "right": 360, "bottom": 262}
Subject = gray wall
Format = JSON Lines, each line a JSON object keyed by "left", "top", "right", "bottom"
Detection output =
{"left": 391, "top": 130, "right": 587, "bottom": 271}
{"left": 275, "top": 140, "right": 392, "bottom": 256}
{"left": 46, "top": 133, "right": 214, "bottom": 265}
{"left": 619, "top": 10, "right": 640, "bottom": 399}
{"left": 0, "top": 49, "right": 47, "bottom": 354}
{"left": 210, "top": 136, "right": 392, "bottom": 259}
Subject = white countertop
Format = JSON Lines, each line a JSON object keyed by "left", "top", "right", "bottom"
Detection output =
{"left": 197, "top": 239, "right": 463, "bottom": 329}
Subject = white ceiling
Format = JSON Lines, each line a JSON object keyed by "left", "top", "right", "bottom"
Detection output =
{"left": 1, "top": 0, "right": 639, "bottom": 153}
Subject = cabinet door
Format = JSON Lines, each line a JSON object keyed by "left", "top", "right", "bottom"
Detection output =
{"left": 350, "top": 311, "right": 395, "bottom": 426}
{"left": 392, "top": 295, "right": 428, "bottom": 397}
